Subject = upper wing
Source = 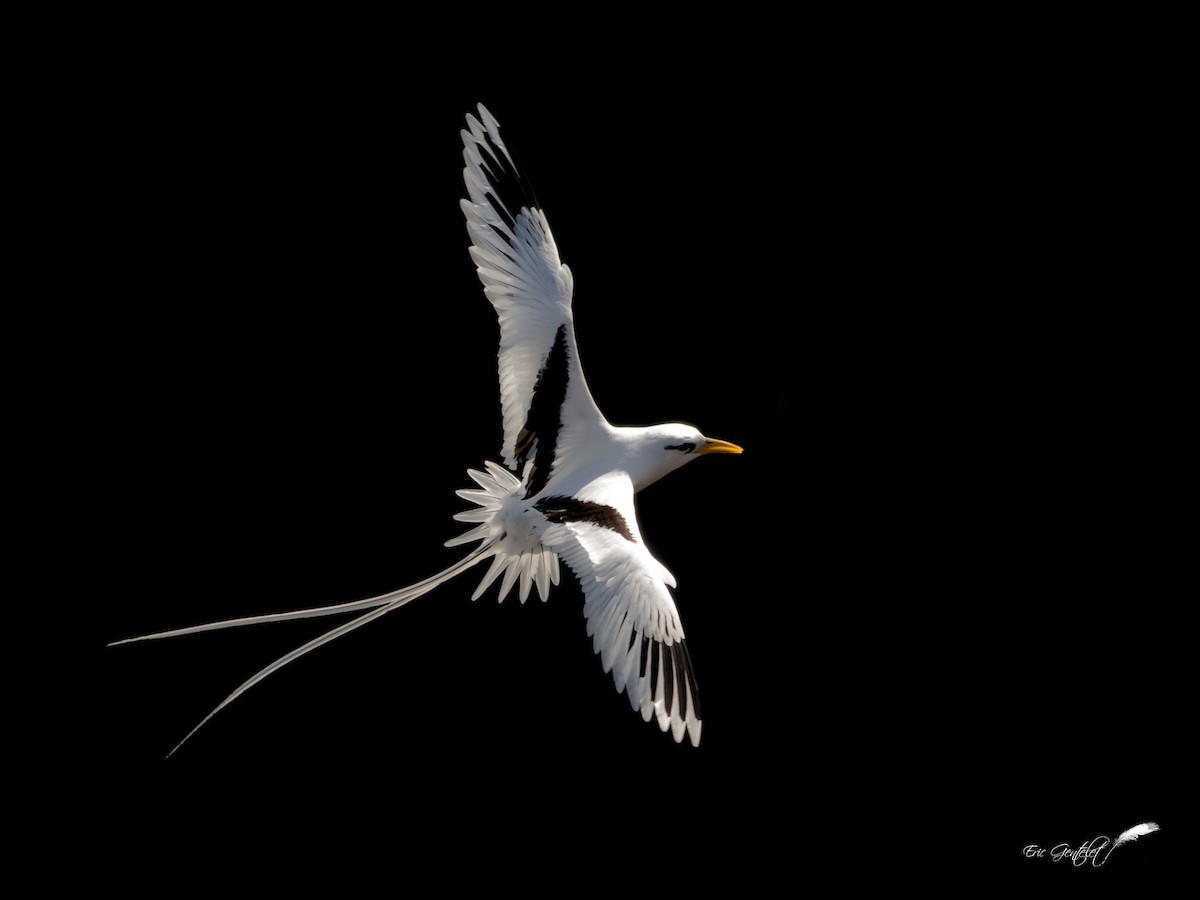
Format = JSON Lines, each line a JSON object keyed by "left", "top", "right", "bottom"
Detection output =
{"left": 461, "top": 104, "right": 606, "bottom": 494}
{"left": 534, "top": 473, "right": 702, "bottom": 746}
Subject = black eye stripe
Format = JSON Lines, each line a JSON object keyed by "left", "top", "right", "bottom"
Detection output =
{"left": 665, "top": 442, "right": 696, "bottom": 454}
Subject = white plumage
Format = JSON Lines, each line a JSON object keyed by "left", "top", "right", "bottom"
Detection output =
{"left": 460, "top": 106, "right": 599, "bottom": 473}
{"left": 1112, "top": 822, "right": 1160, "bottom": 849}
{"left": 538, "top": 471, "right": 700, "bottom": 744}
{"left": 109, "top": 104, "right": 741, "bottom": 755}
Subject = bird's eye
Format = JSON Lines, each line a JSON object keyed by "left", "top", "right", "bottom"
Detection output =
{"left": 665, "top": 442, "right": 696, "bottom": 454}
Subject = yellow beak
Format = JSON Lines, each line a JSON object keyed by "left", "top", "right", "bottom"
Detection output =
{"left": 698, "top": 437, "right": 744, "bottom": 455}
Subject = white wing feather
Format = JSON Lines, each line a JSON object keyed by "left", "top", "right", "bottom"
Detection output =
{"left": 536, "top": 473, "right": 702, "bottom": 746}
{"left": 1113, "top": 821, "right": 1160, "bottom": 848}
{"left": 461, "top": 104, "right": 605, "bottom": 470}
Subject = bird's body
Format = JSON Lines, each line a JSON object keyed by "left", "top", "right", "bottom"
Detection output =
{"left": 110, "top": 104, "right": 741, "bottom": 755}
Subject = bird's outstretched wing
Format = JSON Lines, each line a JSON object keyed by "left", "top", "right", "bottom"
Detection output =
{"left": 535, "top": 472, "right": 702, "bottom": 746}
{"left": 461, "top": 104, "right": 606, "bottom": 496}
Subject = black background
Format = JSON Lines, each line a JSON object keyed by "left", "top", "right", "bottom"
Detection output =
{"left": 94, "top": 20, "right": 1187, "bottom": 886}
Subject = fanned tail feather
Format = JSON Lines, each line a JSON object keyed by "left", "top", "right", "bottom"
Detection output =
{"left": 447, "top": 460, "right": 559, "bottom": 604}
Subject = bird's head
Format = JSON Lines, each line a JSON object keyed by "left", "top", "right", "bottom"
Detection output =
{"left": 629, "top": 423, "right": 743, "bottom": 489}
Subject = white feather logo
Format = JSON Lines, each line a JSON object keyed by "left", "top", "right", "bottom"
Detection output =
{"left": 1112, "top": 822, "right": 1160, "bottom": 849}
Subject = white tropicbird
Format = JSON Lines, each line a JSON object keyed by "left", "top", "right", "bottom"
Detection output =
{"left": 110, "top": 104, "right": 742, "bottom": 755}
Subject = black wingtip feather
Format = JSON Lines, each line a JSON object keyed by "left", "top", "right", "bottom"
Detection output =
{"left": 662, "top": 644, "right": 676, "bottom": 718}
{"left": 673, "top": 643, "right": 689, "bottom": 721}
{"left": 484, "top": 190, "right": 517, "bottom": 232}
{"left": 467, "top": 105, "right": 539, "bottom": 221}
{"left": 681, "top": 640, "right": 701, "bottom": 720}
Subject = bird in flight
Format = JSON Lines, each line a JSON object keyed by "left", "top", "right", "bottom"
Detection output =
{"left": 110, "top": 104, "right": 742, "bottom": 755}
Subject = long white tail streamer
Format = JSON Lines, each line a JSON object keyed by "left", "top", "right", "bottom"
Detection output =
{"left": 110, "top": 462, "right": 555, "bottom": 758}
{"left": 115, "top": 545, "right": 492, "bottom": 759}
{"left": 107, "top": 545, "right": 491, "bottom": 647}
